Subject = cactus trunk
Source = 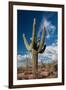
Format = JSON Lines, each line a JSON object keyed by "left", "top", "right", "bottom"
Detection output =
{"left": 23, "top": 17, "right": 46, "bottom": 79}
{"left": 32, "top": 49, "right": 38, "bottom": 78}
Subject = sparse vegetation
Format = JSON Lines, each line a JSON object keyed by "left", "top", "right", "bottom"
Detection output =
{"left": 17, "top": 60, "right": 58, "bottom": 80}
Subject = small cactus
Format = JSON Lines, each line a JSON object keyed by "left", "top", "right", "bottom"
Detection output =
{"left": 23, "top": 17, "right": 46, "bottom": 78}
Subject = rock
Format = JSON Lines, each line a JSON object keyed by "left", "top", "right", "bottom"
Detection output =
{"left": 28, "top": 74, "right": 34, "bottom": 79}
{"left": 40, "top": 71, "right": 49, "bottom": 77}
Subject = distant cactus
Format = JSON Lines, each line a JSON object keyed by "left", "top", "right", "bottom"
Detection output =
{"left": 23, "top": 17, "right": 46, "bottom": 78}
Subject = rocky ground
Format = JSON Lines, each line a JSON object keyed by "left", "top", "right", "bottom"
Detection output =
{"left": 17, "top": 63, "right": 58, "bottom": 80}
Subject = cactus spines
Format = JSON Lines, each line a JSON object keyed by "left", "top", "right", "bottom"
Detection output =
{"left": 23, "top": 17, "right": 46, "bottom": 78}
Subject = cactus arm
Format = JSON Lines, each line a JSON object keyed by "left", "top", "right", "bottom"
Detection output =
{"left": 38, "top": 28, "right": 46, "bottom": 51}
{"left": 23, "top": 33, "right": 31, "bottom": 51}
{"left": 32, "top": 18, "right": 36, "bottom": 48}
{"left": 38, "top": 18, "right": 46, "bottom": 51}
{"left": 30, "top": 43, "right": 32, "bottom": 49}
{"left": 38, "top": 45, "right": 46, "bottom": 53}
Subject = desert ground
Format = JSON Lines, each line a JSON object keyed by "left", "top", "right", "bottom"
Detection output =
{"left": 17, "top": 61, "right": 58, "bottom": 80}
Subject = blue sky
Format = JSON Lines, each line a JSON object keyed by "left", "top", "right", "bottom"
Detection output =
{"left": 17, "top": 10, "right": 58, "bottom": 55}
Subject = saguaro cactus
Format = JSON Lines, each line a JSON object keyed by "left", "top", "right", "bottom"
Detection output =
{"left": 23, "top": 17, "right": 46, "bottom": 78}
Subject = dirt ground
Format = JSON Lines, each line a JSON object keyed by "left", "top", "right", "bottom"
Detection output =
{"left": 17, "top": 63, "right": 58, "bottom": 80}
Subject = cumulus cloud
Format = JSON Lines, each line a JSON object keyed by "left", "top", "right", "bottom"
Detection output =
{"left": 17, "top": 42, "right": 58, "bottom": 65}
{"left": 38, "top": 41, "right": 58, "bottom": 63}
{"left": 17, "top": 53, "right": 32, "bottom": 61}
{"left": 17, "top": 55, "right": 23, "bottom": 61}
{"left": 17, "top": 40, "right": 58, "bottom": 66}
{"left": 17, "top": 52, "right": 32, "bottom": 67}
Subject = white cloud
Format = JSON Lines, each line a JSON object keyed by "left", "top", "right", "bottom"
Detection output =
{"left": 17, "top": 55, "right": 23, "bottom": 61}
{"left": 17, "top": 41, "right": 58, "bottom": 66}
{"left": 38, "top": 16, "right": 56, "bottom": 39}
{"left": 17, "top": 53, "right": 32, "bottom": 61}
{"left": 17, "top": 53, "right": 32, "bottom": 67}
{"left": 52, "top": 55, "right": 57, "bottom": 61}
{"left": 38, "top": 41, "right": 58, "bottom": 63}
